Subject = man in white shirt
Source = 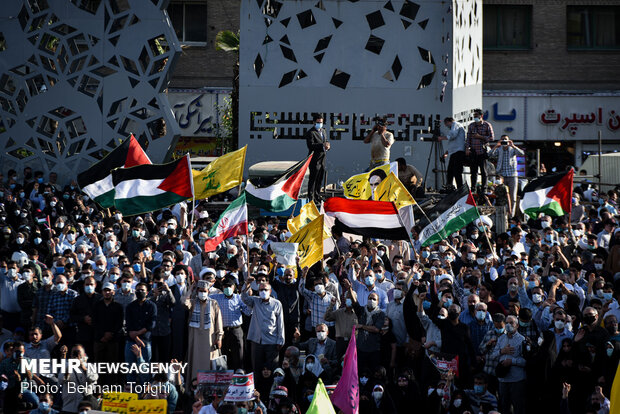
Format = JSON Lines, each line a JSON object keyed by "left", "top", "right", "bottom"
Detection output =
{"left": 364, "top": 117, "right": 394, "bottom": 170}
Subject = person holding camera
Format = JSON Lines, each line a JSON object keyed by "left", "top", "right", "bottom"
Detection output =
{"left": 466, "top": 109, "right": 494, "bottom": 190}
{"left": 364, "top": 117, "right": 394, "bottom": 170}
{"left": 491, "top": 135, "right": 524, "bottom": 217}
{"left": 438, "top": 117, "right": 466, "bottom": 190}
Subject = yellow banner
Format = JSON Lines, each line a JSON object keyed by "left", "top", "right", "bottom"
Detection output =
{"left": 127, "top": 399, "right": 167, "bottom": 413}
{"left": 192, "top": 146, "right": 246, "bottom": 199}
{"left": 375, "top": 172, "right": 416, "bottom": 209}
{"left": 101, "top": 392, "right": 139, "bottom": 413}
{"left": 287, "top": 215, "right": 325, "bottom": 268}
{"left": 287, "top": 201, "right": 320, "bottom": 234}
{"left": 342, "top": 162, "right": 397, "bottom": 200}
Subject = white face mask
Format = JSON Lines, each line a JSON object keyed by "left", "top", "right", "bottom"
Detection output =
{"left": 316, "top": 331, "right": 327, "bottom": 341}
{"left": 16, "top": 237, "right": 24, "bottom": 244}
{"left": 532, "top": 293, "right": 543, "bottom": 304}
{"left": 77, "top": 253, "right": 86, "bottom": 261}
{"left": 393, "top": 290, "right": 403, "bottom": 300}
{"left": 42, "top": 276, "right": 52, "bottom": 285}
{"left": 367, "top": 299, "right": 378, "bottom": 309}
{"left": 314, "top": 284, "right": 325, "bottom": 295}
{"left": 175, "top": 274, "right": 186, "bottom": 284}
{"left": 197, "top": 291, "right": 208, "bottom": 301}
{"left": 554, "top": 320, "right": 565, "bottom": 330}
{"left": 259, "top": 290, "right": 270, "bottom": 300}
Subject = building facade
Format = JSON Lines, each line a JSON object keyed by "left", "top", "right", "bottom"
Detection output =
{"left": 481, "top": 0, "right": 620, "bottom": 173}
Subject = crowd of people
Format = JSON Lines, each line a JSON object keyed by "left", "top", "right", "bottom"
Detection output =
{"left": 0, "top": 121, "right": 618, "bottom": 414}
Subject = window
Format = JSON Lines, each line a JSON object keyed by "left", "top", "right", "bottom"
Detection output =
{"left": 567, "top": 6, "right": 620, "bottom": 49}
{"left": 483, "top": 5, "right": 532, "bottom": 50}
{"left": 167, "top": 2, "right": 207, "bottom": 44}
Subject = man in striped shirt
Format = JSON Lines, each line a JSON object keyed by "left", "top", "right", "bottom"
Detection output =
{"left": 466, "top": 109, "right": 494, "bottom": 190}
{"left": 298, "top": 269, "right": 335, "bottom": 330}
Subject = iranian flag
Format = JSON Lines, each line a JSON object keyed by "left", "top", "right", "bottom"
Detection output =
{"left": 245, "top": 155, "right": 312, "bottom": 212}
{"left": 77, "top": 134, "right": 151, "bottom": 208}
{"left": 520, "top": 169, "right": 573, "bottom": 219}
{"left": 204, "top": 193, "right": 248, "bottom": 252}
{"left": 419, "top": 186, "right": 479, "bottom": 246}
{"left": 111, "top": 154, "right": 194, "bottom": 216}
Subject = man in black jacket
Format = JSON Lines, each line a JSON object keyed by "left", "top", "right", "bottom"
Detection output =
{"left": 304, "top": 113, "right": 330, "bottom": 203}
{"left": 70, "top": 276, "right": 102, "bottom": 358}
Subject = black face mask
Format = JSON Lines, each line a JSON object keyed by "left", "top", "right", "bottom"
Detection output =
{"left": 583, "top": 315, "right": 597, "bottom": 325}
{"left": 135, "top": 290, "right": 146, "bottom": 300}
{"left": 448, "top": 310, "right": 459, "bottom": 321}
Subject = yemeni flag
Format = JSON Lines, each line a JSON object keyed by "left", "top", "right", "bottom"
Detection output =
{"left": 419, "top": 186, "right": 479, "bottom": 246}
{"left": 324, "top": 197, "right": 409, "bottom": 240}
{"left": 245, "top": 155, "right": 312, "bottom": 212}
{"left": 520, "top": 169, "right": 574, "bottom": 219}
{"left": 204, "top": 193, "right": 248, "bottom": 252}
{"left": 111, "top": 154, "right": 194, "bottom": 216}
{"left": 77, "top": 134, "right": 151, "bottom": 208}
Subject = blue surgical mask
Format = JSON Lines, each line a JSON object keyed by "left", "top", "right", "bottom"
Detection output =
{"left": 607, "top": 348, "right": 614, "bottom": 357}
{"left": 315, "top": 122, "right": 323, "bottom": 129}
{"left": 444, "top": 298, "right": 453, "bottom": 308}
{"left": 603, "top": 292, "right": 613, "bottom": 301}
{"left": 276, "top": 267, "right": 285, "bottom": 277}
{"left": 495, "top": 327, "right": 504, "bottom": 335}
{"left": 223, "top": 287, "right": 234, "bottom": 296}
{"left": 422, "top": 251, "right": 430, "bottom": 259}
{"left": 133, "top": 264, "right": 141, "bottom": 272}
{"left": 55, "top": 266, "right": 65, "bottom": 274}
{"left": 39, "top": 402, "right": 50, "bottom": 411}
{"left": 423, "top": 300, "right": 431, "bottom": 310}
{"left": 84, "top": 285, "right": 95, "bottom": 294}
{"left": 474, "top": 117, "right": 481, "bottom": 122}
{"left": 474, "top": 384, "right": 485, "bottom": 394}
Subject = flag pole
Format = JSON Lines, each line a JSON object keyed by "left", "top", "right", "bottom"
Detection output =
{"left": 188, "top": 154, "right": 196, "bottom": 229}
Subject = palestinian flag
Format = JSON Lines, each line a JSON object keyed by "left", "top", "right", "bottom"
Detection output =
{"left": 204, "top": 193, "right": 248, "bottom": 252}
{"left": 111, "top": 154, "right": 194, "bottom": 216}
{"left": 324, "top": 197, "right": 409, "bottom": 240}
{"left": 77, "top": 135, "right": 151, "bottom": 208}
{"left": 419, "top": 186, "right": 479, "bottom": 246}
{"left": 245, "top": 155, "right": 312, "bottom": 212}
{"left": 520, "top": 169, "right": 573, "bottom": 219}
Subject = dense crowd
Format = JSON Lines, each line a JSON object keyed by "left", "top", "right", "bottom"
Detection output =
{"left": 0, "top": 155, "right": 618, "bottom": 414}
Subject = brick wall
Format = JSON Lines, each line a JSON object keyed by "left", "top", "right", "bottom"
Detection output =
{"left": 484, "top": 0, "right": 620, "bottom": 91}
{"left": 169, "top": 0, "right": 240, "bottom": 89}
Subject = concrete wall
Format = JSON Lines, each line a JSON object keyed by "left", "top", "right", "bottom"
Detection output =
{"left": 484, "top": 0, "right": 620, "bottom": 91}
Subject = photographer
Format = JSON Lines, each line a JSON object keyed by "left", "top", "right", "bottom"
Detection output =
{"left": 491, "top": 135, "right": 524, "bottom": 217}
{"left": 466, "top": 109, "right": 494, "bottom": 190}
{"left": 364, "top": 117, "right": 394, "bottom": 170}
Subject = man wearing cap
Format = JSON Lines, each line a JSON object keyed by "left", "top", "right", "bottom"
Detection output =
{"left": 242, "top": 276, "right": 285, "bottom": 375}
{"left": 210, "top": 277, "right": 250, "bottom": 370}
{"left": 185, "top": 279, "right": 223, "bottom": 382}
{"left": 92, "top": 282, "right": 123, "bottom": 384}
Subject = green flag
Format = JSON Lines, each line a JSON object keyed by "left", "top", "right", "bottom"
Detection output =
{"left": 306, "top": 378, "right": 336, "bottom": 414}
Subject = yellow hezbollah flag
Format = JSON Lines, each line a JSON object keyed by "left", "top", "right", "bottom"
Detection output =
{"left": 342, "top": 162, "right": 397, "bottom": 200}
{"left": 375, "top": 172, "right": 416, "bottom": 209}
{"left": 287, "top": 201, "right": 321, "bottom": 234}
{"left": 287, "top": 215, "right": 324, "bottom": 268}
{"left": 611, "top": 362, "right": 620, "bottom": 414}
{"left": 192, "top": 146, "right": 246, "bottom": 199}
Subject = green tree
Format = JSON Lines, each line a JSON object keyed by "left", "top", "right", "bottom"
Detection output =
{"left": 215, "top": 30, "right": 239, "bottom": 152}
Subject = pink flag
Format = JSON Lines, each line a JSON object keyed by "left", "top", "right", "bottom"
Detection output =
{"left": 330, "top": 326, "right": 359, "bottom": 414}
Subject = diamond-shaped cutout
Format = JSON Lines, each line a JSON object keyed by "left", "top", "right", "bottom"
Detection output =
{"left": 296, "top": 70, "right": 307, "bottom": 80}
{"left": 418, "top": 47, "right": 434, "bottom": 64}
{"left": 280, "top": 45, "right": 297, "bottom": 62}
{"left": 278, "top": 70, "right": 296, "bottom": 88}
{"left": 254, "top": 54, "right": 264, "bottom": 78}
{"left": 402, "top": 19, "right": 412, "bottom": 29}
{"left": 280, "top": 35, "right": 290, "bottom": 45}
{"left": 332, "top": 18, "right": 343, "bottom": 28}
{"left": 418, "top": 18, "right": 428, "bottom": 30}
{"left": 314, "top": 35, "right": 332, "bottom": 53}
{"left": 365, "top": 35, "right": 384, "bottom": 55}
{"left": 280, "top": 17, "right": 290, "bottom": 27}
{"left": 297, "top": 9, "right": 316, "bottom": 29}
{"left": 330, "top": 69, "right": 350, "bottom": 89}
{"left": 314, "top": 53, "right": 324, "bottom": 63}
{"left": 263, "top": 35, "right": 273, "bottom": 45}
{"left": 384, "top": 1, "right": 394, "bottom": 11}
{"left": 366, "top": 10, "right": 385, "bottom": 30}
{"left": 399, "top": 1, "right": 420, "bottom": 20}
{"left": 262, "top": 0, "right": 283, "bottom": 19}
{"left": 391, "top": 56, "right": 402, "bottom": 80}
{"left": 417, "top": 71, "right": 435, "bottom": 90}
